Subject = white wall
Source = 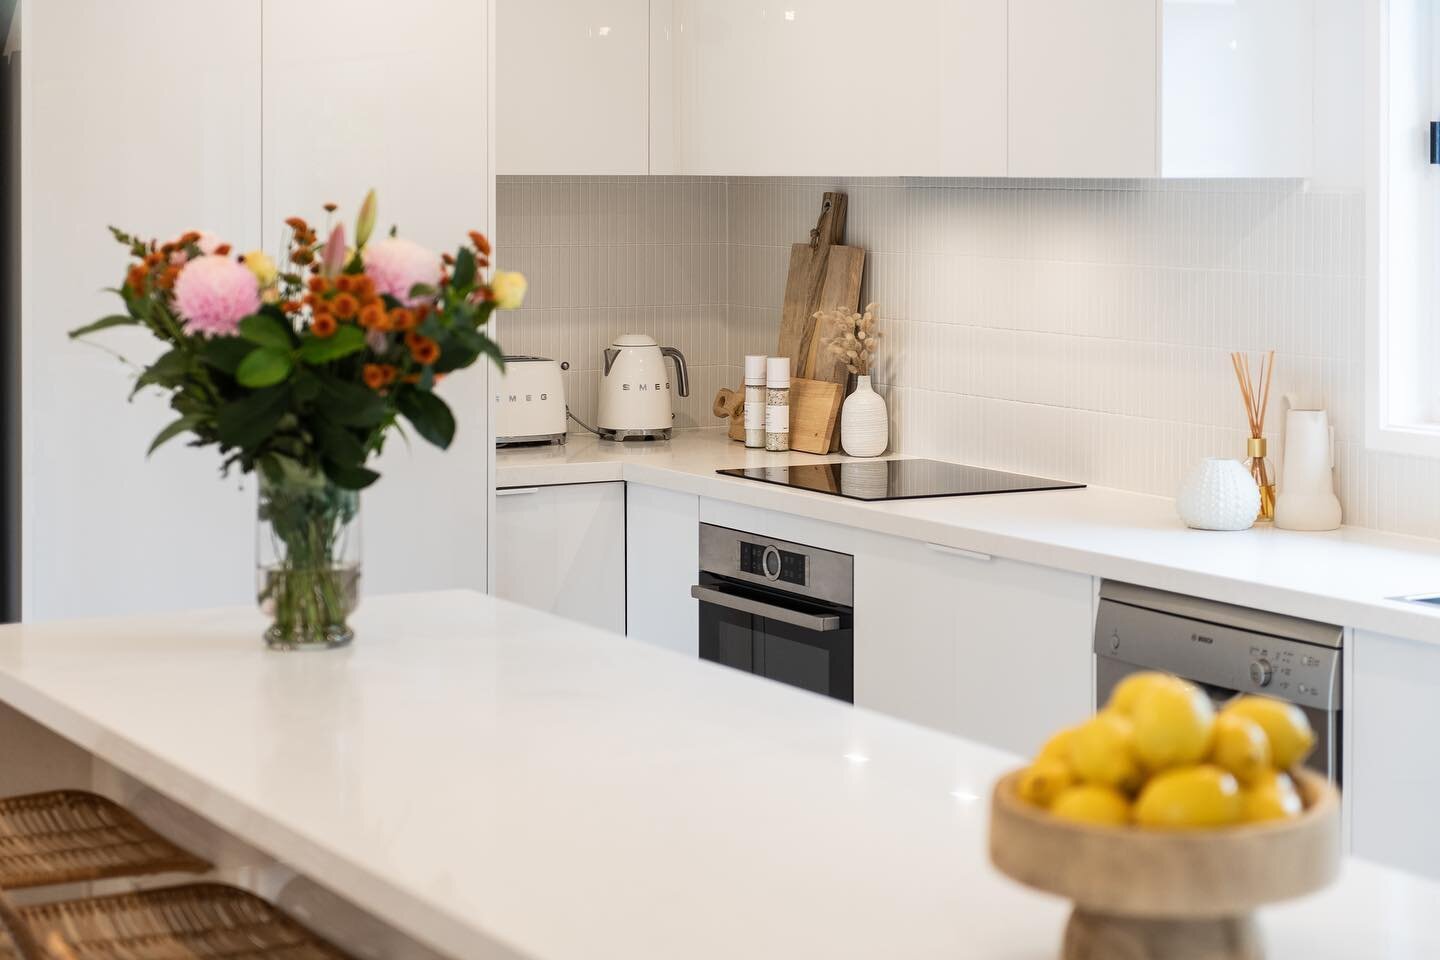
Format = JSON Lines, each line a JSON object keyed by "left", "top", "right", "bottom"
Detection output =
{"left": 21, "top": 0, "right": 262, "bottom": 620}
{"left": 20, "top": 0, "right": 494, "bottom": 620}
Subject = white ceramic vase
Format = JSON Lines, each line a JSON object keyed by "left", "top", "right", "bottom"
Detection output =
{"left": 1176, "top": 458, "right": 1260, "bottom": 531}
{"left": 841, "top": 376, "right": 888, "bottom": 458}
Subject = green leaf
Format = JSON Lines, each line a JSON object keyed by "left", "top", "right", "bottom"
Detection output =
{"left": 130, "top": 348, "right": 191, "bottom": 398}
{"left": 200, "top": 337, "right": 254, "bottom": 376}
{"left": 239, "top": 313, "right": 295, "bottom": 351}
{"left": 315, "top": 376, "right": 388, "bottom": 427}
{"left": 236, "top": 347, "right": 295, "bottom": 388}
{"left": 451, "top": 247, "right": 477, "bottom": 290}
{"left": 322, "top": 459, "right": 380, "bottom": 490}
{"left": 217, "top": 385, "right": 290, "bottom": 451}
{"left": 298, "top": 325, "right": 366, "bottom": 364}
{"left": 147, "top": 414, "right": 204, "bottom": 456}
{"left": 407, "top": 283, "right": 436, "bottom": 301}
{"left": 69, "top": 314, "right": 139, "bottom": 339}
{"left": 311, "top": 416, "right": 365, "bottom": 466}
{"left": 397, "top": 388, "right": 456, "bottom": 449}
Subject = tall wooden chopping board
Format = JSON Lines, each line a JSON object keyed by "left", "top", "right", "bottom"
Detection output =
{"left": 777, "top": 193, "right": 866, "bottom": 382}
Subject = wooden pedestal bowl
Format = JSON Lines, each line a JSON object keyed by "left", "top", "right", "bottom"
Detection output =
{"left": 989, "top": 768, "right": 1340, "bottom": 960}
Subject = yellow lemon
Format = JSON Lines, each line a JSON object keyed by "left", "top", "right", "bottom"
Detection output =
{"left": 1132, "top": 680, "right": 1215, "bottom": 772}
{"left": 1134, "top": 765, "right": 1243, "bottom": 829}
{"left": 1242, "top": 770, "right": 1304, "bottom": 823}
{"left": 1209, "top": 713, "right": 1272, "bottom": 786}
{"left": 1107, "top": 671, "right": 1185, "bottom": 716}
{"left": 1036, "top": 726, "right": 1078, "bottom": 765}
{"left": 1222, "top": 696, "right": 1316, "bottom": 770}
{"left": 1067, "top": 712, "right": 1143, "bottom": 793}
{"left": 1017, "top": 759, "right": 1075, "bottom": 808}
{"left": 1050, "top": 785, "right": 1131, "bottom": 826}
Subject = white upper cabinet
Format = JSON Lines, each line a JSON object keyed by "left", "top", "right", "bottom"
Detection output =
{"left": 1009, "top": 0, "right": 1313, "bottom": 178}
{"left": 498, "top": 0, "right": 651, "bottom": 174}
{"left": 655, "top": 0, "right": 1008, "bottom": 176}
{"left": 1008, "top": 0, "right": 1159, "bottom": 178}
{"left": 1160, "top": 0, "right": 1313, "bottom": 178}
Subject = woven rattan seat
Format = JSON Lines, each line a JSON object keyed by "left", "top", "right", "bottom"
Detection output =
{"left": 0, "top": 792, "right": 209, "bottom": 889}
{"left": 0, "top": 884, "right": 352, "bottom": 959}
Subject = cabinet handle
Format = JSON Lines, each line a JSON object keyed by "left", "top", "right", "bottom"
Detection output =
{"left": 496, "top": 487, "right": 540, "bottom": 497}
{"left": 925, "top": 542, "right": 992, "bottom": 563}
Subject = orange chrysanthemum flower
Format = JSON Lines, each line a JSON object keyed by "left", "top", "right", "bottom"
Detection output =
{"left": 389, "top": 307, "right": 416, "bottom": 331}
{"left": 331, "top": 293, "right": 359, "bottom": 320}
{"left": 213, "top": 243, "right": 232, "bottom": 257}
{"left": 323, "top": 202, "right": 338, "bottom": 214}
{"left": 126, "top": 265, "right": 149, "bottom": 293}
{"left": 292, "top": 247, "right": 315, "bottom": 266}
{"left": 311, "top": 313, "right": 338, "bottom": 338}
{"left": 335, "top": 274, "right": 355, "bottom": 293}
{"left": 468, "top": 231, "right": 492, "bottom": 257}
{"left": 363, "top": 363, "right": 396, "bottom": 390}
{"left": 143, "top": 251, "right": 164, "bottom": 268}
{"left": 409, "top": 336, "right": 440, "bottom": 366}
{"left": 177, "top": 231, "right": 201, "bottom": 247}
{"left": 441, "top": 252, "right": 456, "bottom": 266}
{"left": 358, "top": 302, "right": 386, "bottom": 329}
{"left": 284, "top": 217, "right": 308, "bottom": 232}
{"left": 157, "top": 265, "right": 181, "bottom": 290}
{"left": 403, "top": 331, "right": 425, "bottom": 350}
{"left": 354, "top": 275, "right": 375, "bottom": 299}
{"left": 280, "top": 300, "right": 302, "bottom": 314}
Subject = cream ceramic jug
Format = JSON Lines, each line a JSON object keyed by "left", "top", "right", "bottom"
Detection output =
{"left": 1275, "top": 397, "right": 1341, "bottom": 531}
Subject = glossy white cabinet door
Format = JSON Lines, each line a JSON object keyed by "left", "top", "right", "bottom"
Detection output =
{"left": 1161, "top": 0, "right": 1312, "bottom": 177}
{"left": 1348, "top": 629, "right": 1440, "bottom": 880}
{"left": 625, "top": 483, "right": 699, "bottom": 655}
{"left": 497, "top": 0, "right": 650, "bottom": 174}
{"left": 262, "top": 0, "right": 493, "bottom": 598}
{"left": 494, "top": 483, "right": 626, "bottom": 634}
{"left": 1008, "top": 0, "right": 1160, "bottom": 178}
{"left": 661, "top": 0, "right": 1007, "bottom": 176}
{"left": 21, "top": 1, "right": 261, "bottom": 620}
{"left": 856, "top": 538, "right": 1094, "bottom": 755}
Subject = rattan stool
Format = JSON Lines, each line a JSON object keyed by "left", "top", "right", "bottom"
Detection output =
{"left": 0, "top": 883, "right": 353, "bottom": 959}
{"left": 0, "top": 792, "right": 208, "bottom": 890}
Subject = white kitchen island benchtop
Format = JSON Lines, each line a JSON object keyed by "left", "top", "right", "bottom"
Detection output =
{"left": 0, "top": 591, "right": 1437, "bottom": 960}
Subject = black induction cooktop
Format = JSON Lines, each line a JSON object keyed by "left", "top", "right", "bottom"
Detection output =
{"left": 716, "top": 459, "right": 1084, "bottom": 502}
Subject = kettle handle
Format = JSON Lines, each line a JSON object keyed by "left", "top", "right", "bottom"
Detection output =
{"left": 661, "top": 347, "right": 690, "bottom": 398}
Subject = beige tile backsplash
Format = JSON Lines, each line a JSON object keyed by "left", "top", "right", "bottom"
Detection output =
{"left": 498, "top": 175, "right": 1440, "bottom": 540}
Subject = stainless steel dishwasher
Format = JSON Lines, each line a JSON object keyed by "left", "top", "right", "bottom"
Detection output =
{"left": 1094, "top": 581, "right": 1343, "bottom": 782}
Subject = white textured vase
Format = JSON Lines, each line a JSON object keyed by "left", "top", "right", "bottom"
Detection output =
{"left": 1177, "top": 458, "right": 1260, "bottom": 531}
{"left": 841, "top": 376, "right": 888, "bottom": 458}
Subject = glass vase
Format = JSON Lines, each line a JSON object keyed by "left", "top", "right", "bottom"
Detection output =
{"left": 1245, "top": 436, "right": 1276, "bottom": 522}
{"left": 256, "top": 467, "right": 361, "bottom": 651}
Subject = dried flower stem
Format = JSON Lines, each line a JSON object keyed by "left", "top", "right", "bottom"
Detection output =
{"left": 818, "top": 302, "right": 882, "bottom": 377}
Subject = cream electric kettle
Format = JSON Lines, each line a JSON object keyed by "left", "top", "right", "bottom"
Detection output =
{"left": 596, "top": 334, "right": 690, "bottom": 441}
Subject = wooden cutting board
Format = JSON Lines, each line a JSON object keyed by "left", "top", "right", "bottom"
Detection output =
{"left": 804, "top": 246, "right": 867, "bottom": 384}
{"left": 778, "top": 193, "right": 859, "bottom": 377}
{"left": 713, "top": 379, "right": 842, "bottom": 455}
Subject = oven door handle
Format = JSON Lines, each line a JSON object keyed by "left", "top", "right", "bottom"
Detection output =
{"left": 689, "top": 585, "right": 842, "bottom": 632}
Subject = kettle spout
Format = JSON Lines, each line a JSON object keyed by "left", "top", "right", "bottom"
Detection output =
{"left": 661, "top": 346, "right": 690, "bottom": 398}
{"left": 603, "top": 347, "right": 620, "bottom": 376}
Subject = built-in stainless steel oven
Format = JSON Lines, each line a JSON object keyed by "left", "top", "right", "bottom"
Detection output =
{"left": 691, "top": 524, "right": 854, "bottom": 702}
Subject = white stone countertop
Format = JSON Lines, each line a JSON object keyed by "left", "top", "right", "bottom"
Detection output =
{"left": 0, "top": 592, "right": 1436, "bottom": 959}
{"left": 498, "top": 429, "right": 1440, "bottom": 645}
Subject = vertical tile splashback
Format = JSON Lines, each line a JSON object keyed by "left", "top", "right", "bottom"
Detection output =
{"left": 498, "top": 175, "right": 1440, "bottom": 541}
{"left": 496, "top": 176, "right": 730, "bottom": 431}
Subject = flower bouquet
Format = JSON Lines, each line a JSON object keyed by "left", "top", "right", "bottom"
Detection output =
{"left": 72, "top": 191, "right": 525, "bottom": 649}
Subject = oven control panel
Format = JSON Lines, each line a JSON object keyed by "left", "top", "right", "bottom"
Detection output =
{"left": 740, "top": 541, "right": 807, "bottom": 586}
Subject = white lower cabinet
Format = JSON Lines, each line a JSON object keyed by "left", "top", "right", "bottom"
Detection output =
{"left": 493, "top": 483, "right": 626, "bottom": 634}
{"left": 855, "top": 537, "right": 1094, "bottom": 756}
{"left": 1348, "top": 629, "right": 1440, "bottom": 880}
{"left": 625, "top": 484, "right": 700, "bottom": 656}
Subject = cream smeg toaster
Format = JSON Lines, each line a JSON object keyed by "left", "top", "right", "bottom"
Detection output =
{"left": 495, "top": 356, "right": 568, "bottom": 446}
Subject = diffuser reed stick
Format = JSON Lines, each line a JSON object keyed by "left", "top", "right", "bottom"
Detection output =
{"left": 1230, "top": 350, "right": 1276, "bottom": 521}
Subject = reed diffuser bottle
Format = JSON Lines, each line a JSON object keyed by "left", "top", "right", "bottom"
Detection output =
{"left": 1231, "top": 350, "right": 1276, "bottom": 522}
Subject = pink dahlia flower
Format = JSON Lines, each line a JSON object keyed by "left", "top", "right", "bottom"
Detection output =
{"left": 173, "top": 254, "right": 260, "bottom": 337}
{"left": 363, "top": 236, "right": 441, "bottom": 306}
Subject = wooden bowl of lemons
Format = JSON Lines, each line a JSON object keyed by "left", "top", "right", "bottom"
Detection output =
{"left": 988, "top": 673, "right": 1341, "bottom": 960}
